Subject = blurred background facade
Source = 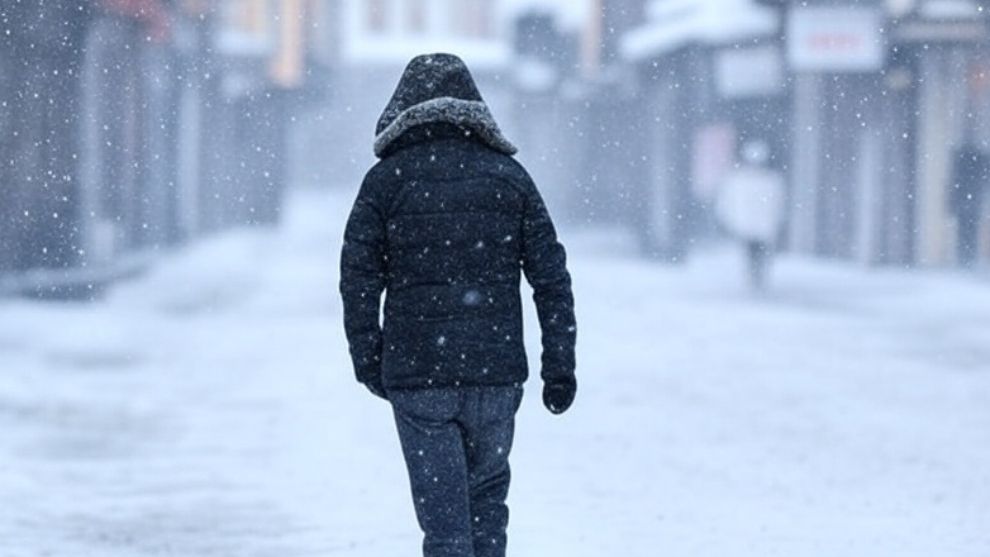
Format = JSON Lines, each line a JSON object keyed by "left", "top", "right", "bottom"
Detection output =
{"left": 2, "top": 0, "right": 990, "bottom": 297}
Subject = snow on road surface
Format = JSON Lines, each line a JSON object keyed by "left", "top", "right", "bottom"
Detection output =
{"left": 1, "top": 189, "right": 988, "bottom": 556}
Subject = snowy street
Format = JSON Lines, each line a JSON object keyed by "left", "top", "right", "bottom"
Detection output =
{"left": 1, "top": 189, "right": 989, "bottom": 557}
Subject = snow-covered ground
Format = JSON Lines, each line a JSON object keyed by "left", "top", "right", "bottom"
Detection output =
{"left": 1, "top": 189, "right": 989, "bottom": 556}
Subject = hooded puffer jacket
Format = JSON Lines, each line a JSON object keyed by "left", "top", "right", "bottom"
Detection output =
{"left": 340, "top": 53, "right": 576, "bottom": 390}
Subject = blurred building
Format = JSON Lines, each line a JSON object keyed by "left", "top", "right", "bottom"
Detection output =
{"left": 204, "top": 0, "right": 324, "bottom": 230}
{"left": 0, "top": 0, "right": 93, "bottom": 286}
{"left": 506, "top": 0, "right": 652, "bottom": 231}
{"left": 1, "top": 0, "right": 328, "bottom": 297}
{"left": 507, "top": 9, "right": 582, "bottom": 217}
{"left": 621, "top": 0, "right": 785, "bottom": 260}
{"left": 302, "top": 0, "right": 513, "bottom": 189}
{"left": 615, "top": 0, "right": 990, "bottom": 268}
{"left": 760, "top": 0, "right": 990, "bottom": 267}
{"left": 566, "top": 0, "right": 650, "bottom": 232}
{"left": 5, "top": 0, "right": 987, "bottom": 287}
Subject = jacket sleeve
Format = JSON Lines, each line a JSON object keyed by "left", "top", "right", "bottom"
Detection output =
{"left": 519, "top": 172, "right": 577, "bottom": 384}
{"left": 339, "top": 174, "right": 388, "bottom": 385}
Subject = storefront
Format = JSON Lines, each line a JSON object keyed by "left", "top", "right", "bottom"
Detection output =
{"left": 772, "top": 0, "right": 990, "bottom": 266}
{"left": 782, "top": 2, "right": 898, "bottom": 262}
{"left": 896, "top": 8, "right": 990, "bottom": 267}
{"left": 620, "top": 0, "right": 783, "bottom": 260}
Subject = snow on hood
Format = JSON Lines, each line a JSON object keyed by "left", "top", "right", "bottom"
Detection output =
{"left": 374, "top": 53, "right": 517, "bottom": 158}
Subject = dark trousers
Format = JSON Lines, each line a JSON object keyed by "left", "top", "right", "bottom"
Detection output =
{"left": 957, "top": 209, "right": 981, "bottom": 268}
{"left": 388, "top": 386, "right": 523, "bottom": 557}
{"left": 746, "top": 240, "right": 771, "bottom": 290}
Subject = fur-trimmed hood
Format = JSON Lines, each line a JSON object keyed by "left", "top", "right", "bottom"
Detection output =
{"left": 374, "top": 53, "right": 517, "bottom": 158}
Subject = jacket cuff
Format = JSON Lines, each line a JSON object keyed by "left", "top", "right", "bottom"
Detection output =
{"left": 541, "top": 367, "right": 575, "bottom": 384}
{"left": 354, "top": 357, "right": 382, "bottom": 385}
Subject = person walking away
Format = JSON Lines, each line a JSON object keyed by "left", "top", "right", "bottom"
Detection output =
{"left": 950, "top": 142, "right": 989, "bottom": 268}
{"left": 339, "top": 53, "right": 577, "bottom": 557}
{"left": 715, "top": 140, "right": 785, "bottom": 290}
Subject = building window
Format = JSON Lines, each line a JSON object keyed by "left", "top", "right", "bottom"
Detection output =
{"left": 407, "top": 0, "right": 426, "bottom": 33}
{"left": 453, "top": 0, "right": 493, "bottom": 38}
{"left": 368, "top": 0, "right": 386, "bottom": 32}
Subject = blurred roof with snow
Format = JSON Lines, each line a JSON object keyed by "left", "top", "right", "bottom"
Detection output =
{"left": 621, "top": 0, "right": 779, "bottom": 60}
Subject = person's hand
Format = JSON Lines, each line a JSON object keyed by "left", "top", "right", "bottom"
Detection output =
{"left": 542, "top": 377, "right": 576, "bottom": 415}
{"left": 362, "top": 377, "right": 388, "bottom": 400}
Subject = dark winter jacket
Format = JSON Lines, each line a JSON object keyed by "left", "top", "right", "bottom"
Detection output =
{"left": 340, "top": 53, "right": 576, "bottom": 391}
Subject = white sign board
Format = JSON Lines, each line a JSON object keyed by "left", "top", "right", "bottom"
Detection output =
{"left": 787, "top": 6, "right": 886, "bottom": 72}
{"left": 716, "top": 45, "right": 785, "bottom": 99}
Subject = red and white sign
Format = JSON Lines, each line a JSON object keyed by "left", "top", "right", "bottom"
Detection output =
{"left": 787, "top": 6, "right": 886, "bottom": 72}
